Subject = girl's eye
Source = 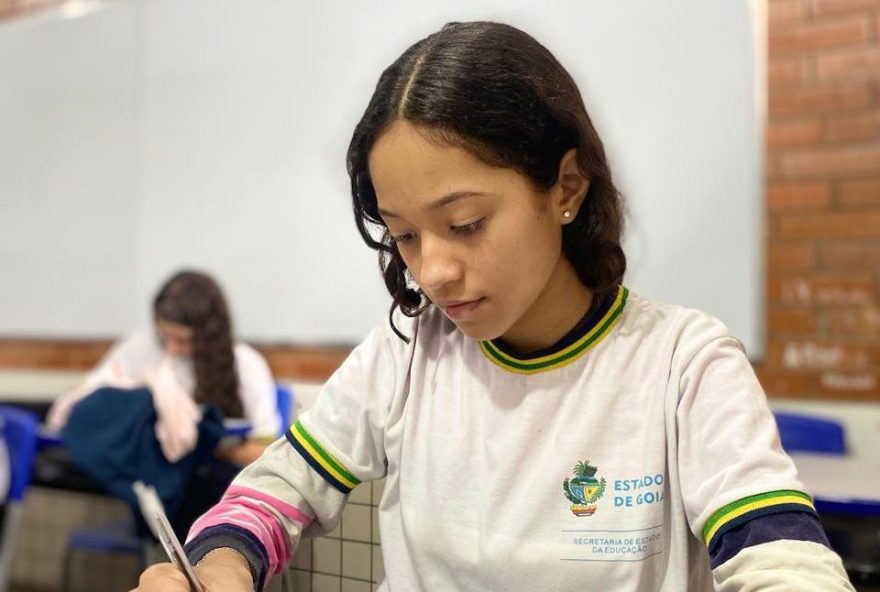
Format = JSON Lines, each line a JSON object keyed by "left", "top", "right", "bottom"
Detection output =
{"left": 450, "top": 218, "right": 486, "bottom": 236}
{"left": 390, "top": 232, "right": 416, "bottom": 244}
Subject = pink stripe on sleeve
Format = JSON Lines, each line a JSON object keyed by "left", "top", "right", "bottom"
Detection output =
{"left": 187, "top": 488, "right": 312, "bottom": 576}
{"left": 226, "top": 485, "right": 313, "bottom": 526}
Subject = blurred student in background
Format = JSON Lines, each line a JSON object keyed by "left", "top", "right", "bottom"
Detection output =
{"left": 47, "top": 270, "right": 281, "bottom": 537}
{"left": 48, "top": 269, "right": 281, "bottom": 465}
{"left": 47, "top": 270, "right": 281, "bottom": 534}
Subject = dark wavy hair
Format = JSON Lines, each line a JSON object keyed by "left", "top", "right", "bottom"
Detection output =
{"left": 153, "top": 270, "right": 243, "bottom": 418}
{"left": 347, "top": 21, "right": 626, "bottom": 340}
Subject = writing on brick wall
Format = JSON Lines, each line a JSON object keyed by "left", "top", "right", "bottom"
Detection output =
{"left": 821, "top": 372, "right": 878, "bottom": 394}
{"left": 781, "top": 279, "right": 872, "bottom": 306}
{"left": 782, "top": 341, "right": 869, "bottom": 371}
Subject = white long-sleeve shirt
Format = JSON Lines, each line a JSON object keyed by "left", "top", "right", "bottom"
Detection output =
{"left": 185, "top": 287, "right": 853, "bottom": 591}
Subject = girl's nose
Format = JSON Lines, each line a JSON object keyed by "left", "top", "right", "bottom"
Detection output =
{"left": 417, "top": 235, "right": 464, "bottom": 295}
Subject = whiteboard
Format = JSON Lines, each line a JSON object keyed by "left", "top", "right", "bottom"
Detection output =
{"left": 0, "top": 0, "right": 765, "bottom": 355}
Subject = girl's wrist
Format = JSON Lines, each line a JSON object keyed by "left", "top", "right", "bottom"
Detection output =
{"left": 194, "top": 547, "right": 254, "bottom": 589}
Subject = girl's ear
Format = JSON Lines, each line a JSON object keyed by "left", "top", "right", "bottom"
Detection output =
{"left": 555, "top": 148, "right": 590, "bottom": 225}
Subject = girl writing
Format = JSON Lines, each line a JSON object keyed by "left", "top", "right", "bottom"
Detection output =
{"left": 136, "top": 22, "right": 852, "bottom": 591}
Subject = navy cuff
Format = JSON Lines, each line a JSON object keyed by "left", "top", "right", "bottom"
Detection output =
{"left": 710, "top": 510, "right": 831, "bottom": 569}
{"left": 184, "top": 524, "right": 269, "bottom": 590}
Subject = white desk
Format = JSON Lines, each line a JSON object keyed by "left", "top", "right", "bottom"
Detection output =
{"left": 791, "top": 453, "right": 880, "bottom": 517}
{"left": 0, "top": 369, "right": 84, "bottom": 402}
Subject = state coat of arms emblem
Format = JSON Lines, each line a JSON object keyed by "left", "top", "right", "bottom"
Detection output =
{"left": 563, "top": 460, "right": 606, "bottom": 516}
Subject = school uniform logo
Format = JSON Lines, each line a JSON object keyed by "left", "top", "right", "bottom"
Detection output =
{"left": 562, "top": 460, "right": 606, "bottom": 516}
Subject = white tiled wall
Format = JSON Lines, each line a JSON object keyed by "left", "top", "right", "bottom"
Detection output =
{"left": 289, "top": 478, "right": 385, "bottom": 592}
{"left": 281, "top": 382, "right": 387, "bottom": 591}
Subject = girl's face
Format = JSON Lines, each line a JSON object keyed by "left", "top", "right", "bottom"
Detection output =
{"left": 369, "top": 121, "right": 590, "bottom": 351}
{"left": 156, "top": 319, "right": 195, "bottom": 358}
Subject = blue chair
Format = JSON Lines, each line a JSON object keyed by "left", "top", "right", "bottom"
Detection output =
{"left": 0, "top": 406, "right": 39, "bottom": 592}
{"left": 61, "top": 517, "right": 145, "bottom": 591}
{"left": 773, "top": 411, "right": 848, "bottom": 515}
{"left": 275, "top": 383, "right": 294, "bottom": 436}
{"left": 773, "top": 411, "right": 846, "bottom": 455}
{"left": 60, "top": 383, "right": 295, "bottom": 590}
{"left": 273, "top": 384, "right": 296, "bottom": 592}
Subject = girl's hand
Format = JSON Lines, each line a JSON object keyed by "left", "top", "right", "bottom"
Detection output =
{"left": 129, "top": 563, "right": 190, "bottom": 592}
{"left": 129, "top": 549, "right": 254, "bottom": 592}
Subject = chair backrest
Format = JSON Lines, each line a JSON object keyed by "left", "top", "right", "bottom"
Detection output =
{"left": 0, "top": 406, "right": 39, "bottom": 592}
{"left": 275, "top": 384, "right": 294, "bottom": 436}
{"left": 773, "top": 411, "right": 846, "bottom": 455}
{"left": 0, "top": 406, "right": 38, "bottom": 503}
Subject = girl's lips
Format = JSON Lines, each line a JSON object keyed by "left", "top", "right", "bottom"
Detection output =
{"left": 441, "top": 298, "right": 484, "bottom": 320}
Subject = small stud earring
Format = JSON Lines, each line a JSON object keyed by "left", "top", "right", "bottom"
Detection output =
{"left": 563, "top": 210, "right": 572, "bottom": 219}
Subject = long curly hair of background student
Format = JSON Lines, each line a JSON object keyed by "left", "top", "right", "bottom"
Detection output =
{"left": 347, "top": 21, "right": 627, "bottom": 340}
{"left": 153, "top": 270, "right": 243, "bottom": 418}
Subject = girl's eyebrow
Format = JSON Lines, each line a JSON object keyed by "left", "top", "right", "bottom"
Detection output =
{"left": 379, "top": 190, "right": 487, "bottom": 219}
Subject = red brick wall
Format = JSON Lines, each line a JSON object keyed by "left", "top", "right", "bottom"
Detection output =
{"left": 0, "top": 339, "right": 352, "bottom": 382}
{"left": 0, "top": 0, "right": 65, "bottom": 19}
{"left": 757, "top": 0, "right": 880, "bottom": 400}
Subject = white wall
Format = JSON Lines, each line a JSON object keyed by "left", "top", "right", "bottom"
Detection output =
{"left": 0, "top": 0, "right": 765, "bottom": 352}
{"left": 0, "top": 4, "right": 139, "bottom": 334}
